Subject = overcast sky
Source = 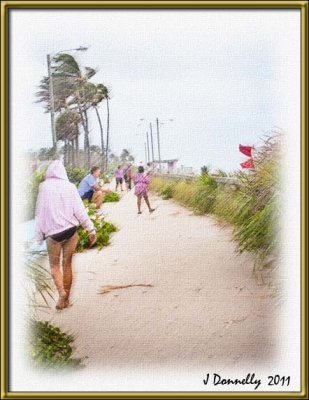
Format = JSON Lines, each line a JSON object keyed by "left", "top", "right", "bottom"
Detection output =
{"left": 10, "top": 9, "right": 300, "bottom": 172}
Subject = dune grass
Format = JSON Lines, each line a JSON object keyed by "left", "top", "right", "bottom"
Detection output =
{"left": 29, "top": 320, "right": 84, "bottom": 369}
{"left": 150, "top": 134, "right": 281, "bottom": 269}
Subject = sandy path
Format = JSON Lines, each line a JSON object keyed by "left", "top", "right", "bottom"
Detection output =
{"left": 36, "top": 187, "right": 277, "bottom": 369}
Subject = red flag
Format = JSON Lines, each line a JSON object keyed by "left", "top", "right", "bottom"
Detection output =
{"left": 240, "top": 158, "right": 255, "bottom": 169}
{"left": 239, "top": 144, "right": 253, "bottom": 157}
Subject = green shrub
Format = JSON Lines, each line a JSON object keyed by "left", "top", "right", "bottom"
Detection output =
{"left": 29, "top": 320, "right": 83, "bottom": 369}
{"left": 66, "top": 166, "right": 88, "bottom": 186}
{"left": 104, "top": 192, "right": 120, "bottom": 202}
{"left": 233, "top": 199, "right": 277, "bottom": 256}
{"left": 101, "top": 174, "right": 111, "bottom": 184}
{"left": 198, "top": 174, "right": 217, "bottom": 187}
{"left": 191, "top": 183, "right": 217, "bottom": 214}
{"left": 213, "top": 187, "right": 244, "bottom": 224}
{"left": 76, "top": 201, "right": 117, "bottom": 252}
{"left": 160, "top": 184, "right": 175, "bottom": 200}
{"left": 172, "top": 180, "right": 198, "bottom": 207}
{"left": 231, "top": 134, "right": 281, "bottom": 263}
{"left": 149, "top": 177, "right": 169, "bottom": 193}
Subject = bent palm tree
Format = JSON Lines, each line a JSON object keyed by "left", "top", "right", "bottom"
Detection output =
{"left": 91, "top": 83, "right": 109, "bottom": 170}
{"left": 55, "top": 109, "right": 81, "bottom": 166}
{"left": 105, "top": 92, "right": 111, "bottom": 171}
{"left": 53, "top": 54, "right": 97, "bottom": 168}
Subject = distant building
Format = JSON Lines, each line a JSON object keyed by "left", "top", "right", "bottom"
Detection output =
{"left": 153, "top": 159, "right": 178, "bottom": 173}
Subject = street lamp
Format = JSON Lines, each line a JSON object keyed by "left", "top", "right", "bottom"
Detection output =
{"left": 156, "top": 118, "right": 174, "bottom": 170}
{"left": 144, "top": 142, "right": 147, "bottom": 164}
{"left": 139, "top": 118, "right": 174, "bottom": 169}
{"left": 138, "top": 119, "right": 155, "bottom": 163}
{"left": 47, "top": 46, "right": 88, "bottom": 149}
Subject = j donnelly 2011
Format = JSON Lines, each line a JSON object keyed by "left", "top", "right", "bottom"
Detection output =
{"left": 203, "top": 373, "right": 262, "bottom": 390}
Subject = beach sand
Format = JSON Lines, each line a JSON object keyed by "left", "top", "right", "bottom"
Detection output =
{"left": 35, "top": 188, "right": 277, "bottom": 369}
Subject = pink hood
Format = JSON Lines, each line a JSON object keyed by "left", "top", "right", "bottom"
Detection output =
{"left": 35, "top": 160, "right": 94, "bottom": 241}
{"left": 45, "top": 160, "right": 69, "bottom": 180}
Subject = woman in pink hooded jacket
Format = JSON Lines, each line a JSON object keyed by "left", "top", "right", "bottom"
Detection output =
{"left": 35, "top": 160, "right": 97, "bottom": 310}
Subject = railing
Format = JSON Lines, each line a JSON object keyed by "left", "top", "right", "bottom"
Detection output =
{"left": 154, "top": 172, "right": 242, "bottom": 187}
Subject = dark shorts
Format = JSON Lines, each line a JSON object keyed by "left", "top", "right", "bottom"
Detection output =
{"left": 116, "top": 177, "right": 123, "bottom": 184}
{"left": 81, "top": 190, "right": 94, "bottom": 201}
{"left": 49, "top": 226, "right": 77, "bottom": 242}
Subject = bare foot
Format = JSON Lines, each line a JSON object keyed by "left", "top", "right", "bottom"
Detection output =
{"left": 64, "top": 298, "right": 73, "bottom": 308}
{"left": 56, "top": 296, "right": 67, "bottom": 310}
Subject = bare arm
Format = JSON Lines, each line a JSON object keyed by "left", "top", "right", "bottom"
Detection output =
{"left": 72, "top": 187, "right": 95, "bottom": 233}
{"left": 92, "top": 184, "right": 102, "bottom": 191}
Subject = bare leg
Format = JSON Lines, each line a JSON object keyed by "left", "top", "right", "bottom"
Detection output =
{"left": 144, "top": 195, "right": 154, "bottom": 212}
{"left": 137, "top": 196, "right": 142, "bottom": 213}
{"left": 62, "top": 232, "right": 78, "bottom": 306}
{"left": 92, "top": 190, "right": 104, "bottom": 209}
{"left": 46, "top": 238, "right": 67, "bottom": 310}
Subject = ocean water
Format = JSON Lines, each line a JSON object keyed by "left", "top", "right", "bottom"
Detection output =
{"left": 23, "top": 219, "right": 47, "bottom": 252}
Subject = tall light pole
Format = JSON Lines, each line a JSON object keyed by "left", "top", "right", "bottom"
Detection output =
{"left": 47, "top": 54, "right": 57, "bottom": 149}
{"left": 146, "top": 131, "right": 150, "bottom": 164}
{"left": 144, "top": 142, "right": 148, "bottom": 164}
{"left": 156, "top": 118, "right": 174, "bottom": 171}
{"left": 139, "top": 119, "right": 155, "bottom": 163}
{"left": 137, "top": 119, "right": 151, "bottom": 165}
{"left": 140, "top": 118, "right": 173, "bottom": 169}
{"left": 149, "top": 122, "right": 154, "bottom": 162}
{"left": 47, "top": 46, "right": 88, "bottom": 150}
{"left": 156, "top": 118, "right": 162, "bottom": 170}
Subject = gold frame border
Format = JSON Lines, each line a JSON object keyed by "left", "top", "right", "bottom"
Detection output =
{"left": 0, "top": 1, "right": 307, "bottom": 399}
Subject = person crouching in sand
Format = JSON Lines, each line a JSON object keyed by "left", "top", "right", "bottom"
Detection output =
{"left": 35, "top": 160, "right": 97, "bottom": 310}
{"left": 78, "top": 166, "right": 111, "bottom": 209}
{"left": 134, "top": 166, "right": 155, "bottom": 214}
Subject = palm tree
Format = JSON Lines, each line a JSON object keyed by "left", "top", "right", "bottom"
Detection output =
{"left": 120, "top": 149, "right": 135, "bottom": 163}
{"left": 55, "top": 109, "right": 81, "bottom": 166}
{"left": 36, "top": 56, "right": 81, "bottom": 161}
{"left": 36, "top": 53, "right": 112, "bottom": 169}
{"left": 36, "top": 75, "right": 71, "bottom": 113}
{"left": 52, "top": 54, "right": 97, "bottom": 168}
{"left": 91, "top": 83, "right": 109, "bottom": 170}
{"left": 105, "top": 93, "right": 111, "bottom": 171}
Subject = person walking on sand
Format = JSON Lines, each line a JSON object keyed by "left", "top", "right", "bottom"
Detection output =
{"left": 124, "top": 163, "right": 133, "bottom": 191}
{"left": 134, "top": 165, "right": 155, "bottom": 214}
{"left": 35, "top": 160, "right": 97, "bottom": 310}
{"left": 79, "top": 166, "right": 111, "bottom": 209}
{"left": 115, "top": 165, "right": 124, "bottom": 191}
